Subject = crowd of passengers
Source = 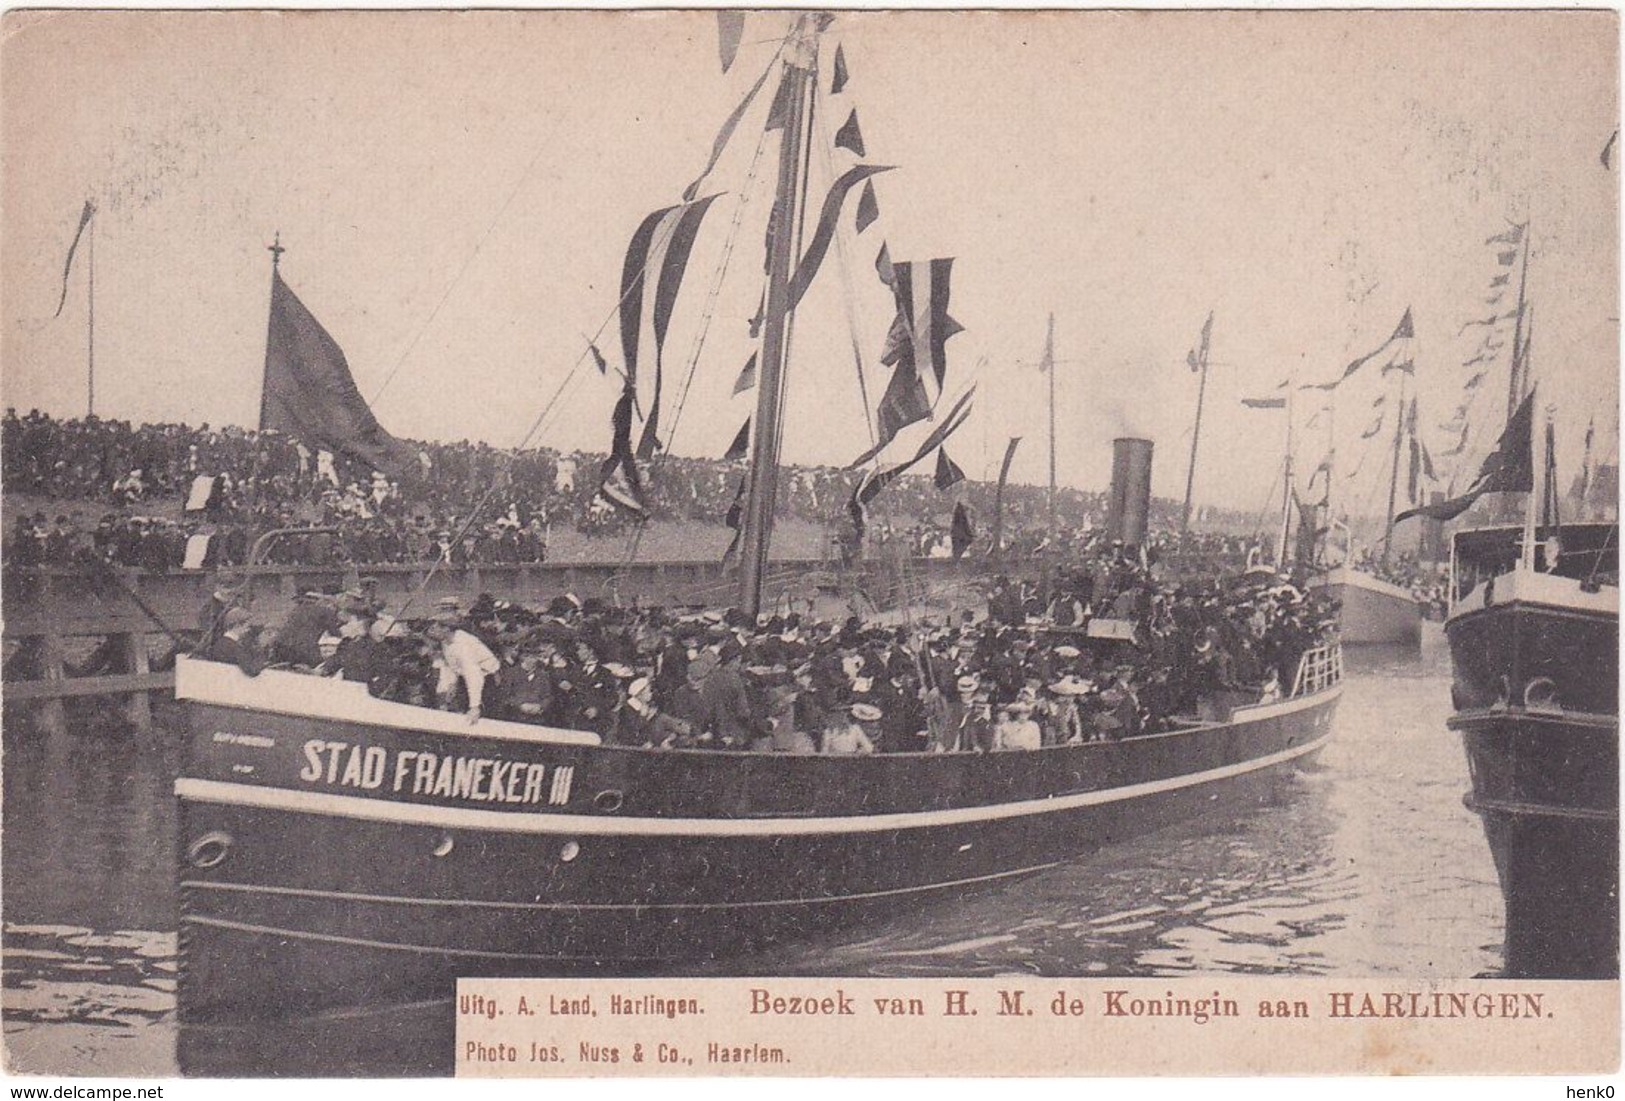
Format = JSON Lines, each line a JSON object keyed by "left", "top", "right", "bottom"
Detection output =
{"left": 198, "top": 542, "right": 1337, "bottom": 754}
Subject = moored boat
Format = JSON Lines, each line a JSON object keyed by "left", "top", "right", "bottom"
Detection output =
{"left": 1316, "top": 567, "right": 1423, "bottom": 646}
{"left": 1445, "top": 520, "right": 1618, "bottom": 978}
{"left": 174, "top": 642, "right": 1342, "bottom": 1019}
{"left": 174, "top": 11, "right": 1347, "bottom": 1030}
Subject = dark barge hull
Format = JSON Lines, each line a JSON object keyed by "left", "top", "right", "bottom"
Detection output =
{"left": 174, "top": 657, "right": 1340, "bottom": 1021}
{"left": 1444, "top": 552, "right": 1619, "bottom": 980}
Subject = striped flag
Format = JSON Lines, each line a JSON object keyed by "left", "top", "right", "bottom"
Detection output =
{"left": 617, "top": 196, "right": 721, "bottom": 459}
{"left": 850, "top": 258, "right": 964, "bottom": 467}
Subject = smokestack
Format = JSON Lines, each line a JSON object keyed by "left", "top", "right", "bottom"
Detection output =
{"left": 1107, "top": 437, "right": 1154, "bottom": 546}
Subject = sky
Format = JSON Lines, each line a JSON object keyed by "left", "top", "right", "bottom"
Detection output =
{"left": 2, "top": 9, "right": 1617, "bottom": 512}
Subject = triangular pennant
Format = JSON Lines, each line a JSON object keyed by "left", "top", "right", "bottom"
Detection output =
{"left": 716, "top": 11, "right": 745, "bottom": 73}
{"left": 934, "top": 447, "right": 966, "bottom": 490}
{"left": 724, "top": 419, "right": 750, "bottom": 462}
{"left": 831, "top": 44, "right": 849, "bottom": 93}
{"left": 834, "top": 109, "right": 865, "bottom": 155}
{"left": 875, "top": 242, "right": 896, "bottom": 286}
{"left": 855, "top": 179, "right": 879, "bottom": 234}
{"left": 732, "top": 352, "right": 758, "bottom": 395}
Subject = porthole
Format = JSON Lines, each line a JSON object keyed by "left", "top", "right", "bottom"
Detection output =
{"left": 432, "top": 833, "right": 455, "bottom": 857}
{"left": 187, "top": 831, "right": 233, "bottom": 869}
{"left": 594, "top": 789, "right": 624, "bottom": 813}
{"left": 561, "top": 840, "right": 581, "bottom": 863}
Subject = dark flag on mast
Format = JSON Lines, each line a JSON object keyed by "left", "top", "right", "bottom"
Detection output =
{"left": 950, "top": 501, "right": 975, "bottom": 558}
{"left": 934, "top": 447, "right": 966, "bottom": 490}
{"left": 596, "top": 379, "right": 648, "bottom": 518}
{"left": 1396, "top": 390, "right": 1535, "bottom": 523}
{"left": 259, "top": 269, "right": 412, "bottom": 475}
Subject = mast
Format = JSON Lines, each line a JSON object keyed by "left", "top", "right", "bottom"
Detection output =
{"left": 1046, "top": 313, "right": 1056, "bottom": 548}
{"left": 1505, "top": 229, "right": 1531, "bottom": 421}
{"left": 1181, "top": 311, "right": 1213, "bottom": 533}
{"left": 1381, "top": 371, "right": 1407, "bottom": 567}
{"left": 738, "top": 20, "right": 817, "bottom": 617}
{"left": 1275, "top": 387, "right": 1294, "bottom": 568}
{"left": 86, "top": 218, "right": 95, "bottom": 417}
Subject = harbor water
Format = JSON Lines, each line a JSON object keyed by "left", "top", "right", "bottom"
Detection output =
{"left": 1, "top": 631, "right": 1505, "bottom": 1076}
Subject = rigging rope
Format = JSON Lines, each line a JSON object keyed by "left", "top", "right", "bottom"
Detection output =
{"left": 368, "top": 140, "right": 553, "bottom": 409}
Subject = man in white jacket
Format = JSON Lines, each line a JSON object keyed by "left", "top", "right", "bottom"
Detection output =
{"left": 427, "top": 619, "right": 502, "bottom": 721}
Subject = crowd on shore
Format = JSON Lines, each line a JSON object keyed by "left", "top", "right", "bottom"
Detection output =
{"left": 4, "top": 410, "right": 1268, "bottom": 572}
{"left": 197, "top": 540, "right": 1337, "bottom": 753}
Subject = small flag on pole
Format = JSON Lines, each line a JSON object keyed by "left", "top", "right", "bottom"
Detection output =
{"left": 53, "top": 200, "right": 95, "bottom": 319}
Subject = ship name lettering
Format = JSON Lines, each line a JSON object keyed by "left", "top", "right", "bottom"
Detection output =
{"left": 393, "top": 749, "right": 550, "bottom": 804}
{"left": 295, "top": 741, "right": 553, "bottom": 804}
{"left": 749, "top": 988, "right": 855, "bottom": 1015}
{"left": 299, "top": 740, "right": 387, "bottom": 789}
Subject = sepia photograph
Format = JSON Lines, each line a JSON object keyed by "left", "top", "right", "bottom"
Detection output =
{"left": 0, "top": 6, "right": 1618, "bottom": 1084}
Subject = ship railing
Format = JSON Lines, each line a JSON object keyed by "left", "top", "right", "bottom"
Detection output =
{"left": 1290, "top": 643, "right": 1342, "bottom": 698}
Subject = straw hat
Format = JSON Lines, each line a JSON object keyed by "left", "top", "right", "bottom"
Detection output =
{"left": 1047, "top": 675, "right": 1092, "bottom": 696}
{"left": 851, "top": 702, "right": 883, "bottom": 722}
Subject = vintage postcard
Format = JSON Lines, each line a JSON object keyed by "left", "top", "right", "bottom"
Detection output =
{"left": 0, "top": 6, "right": 1617, "bottom": 1089}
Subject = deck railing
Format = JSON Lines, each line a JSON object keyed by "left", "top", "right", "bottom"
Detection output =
{"left": 1290, "top": 643, "right": 1343, "bottom": 698}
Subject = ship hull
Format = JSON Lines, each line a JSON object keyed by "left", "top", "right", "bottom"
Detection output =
{"left": 1317, "top": 568, "right": 1423, "bottom": 646}
{"left": 1445, "top": 562, "right": 1619, "bottom": 979}
{"left": 174, "top": 660, "right": 1340, "bottom": 1021}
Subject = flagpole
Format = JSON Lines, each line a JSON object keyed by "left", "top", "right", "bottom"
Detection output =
{"left": 1181, "top": 311, "right": 1213, "bottom": 534}
{"left": 86, "top": 216, "right": 95, "bottom": 418}
{"left": 1276, "top": 388, "right": 1293, "bottom": 569}
{"left": 1045, "top": 313, "right": 1056, "bottom": 603}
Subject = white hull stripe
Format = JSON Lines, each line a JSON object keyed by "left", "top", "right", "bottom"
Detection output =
{"left": 176, "top": 724, "right": 1335, "bottom": 838}
{"left": 182, "top": 858, "right": 1065, "bottom": 913}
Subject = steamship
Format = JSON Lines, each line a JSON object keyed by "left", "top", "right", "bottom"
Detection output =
{"left": 176, "top": 437, "right": 1344, "bottom": 1019}
{"left": 1446, "top": 521, "right": 1618, "bottom": 978}
{"left": 175, "top": 12, "right": 1344, "bottom": 1023}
